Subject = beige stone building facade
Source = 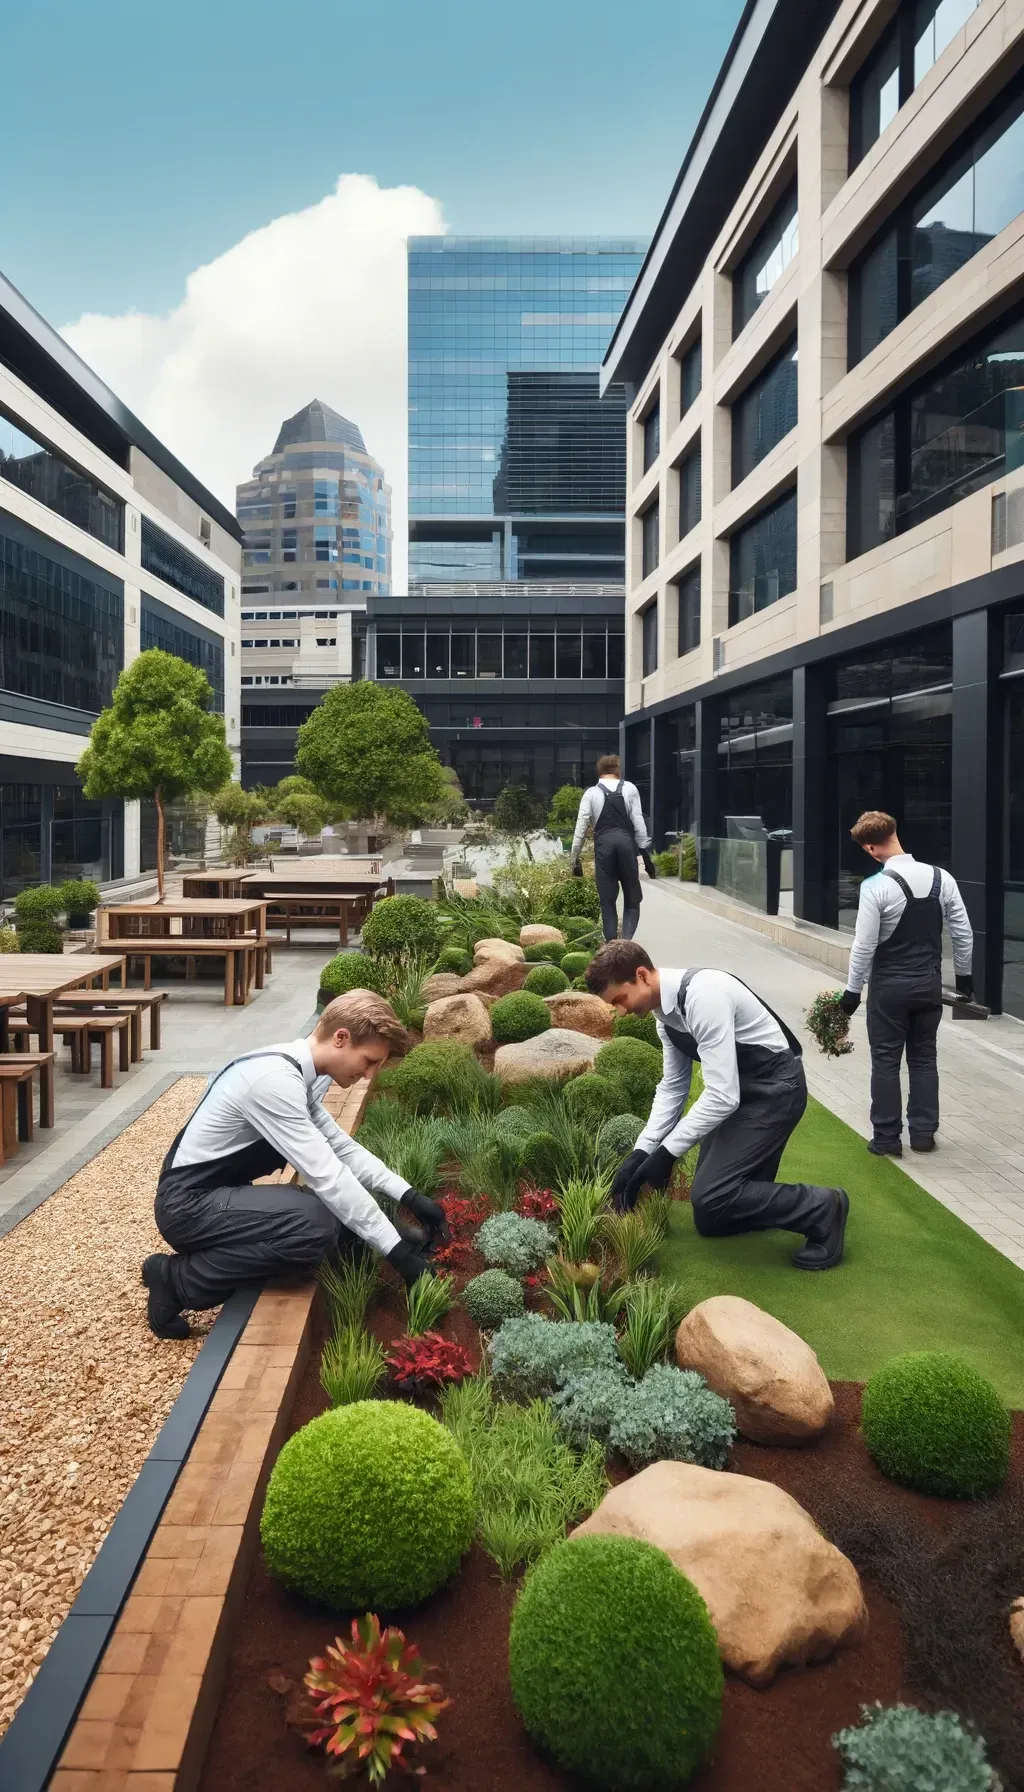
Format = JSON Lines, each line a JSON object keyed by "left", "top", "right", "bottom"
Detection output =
{"left": 605, "top": 0, "right": 1024, "bottom": 1014}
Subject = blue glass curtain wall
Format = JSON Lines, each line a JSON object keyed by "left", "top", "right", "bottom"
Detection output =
{"left": 0, "top": 528, "right": 122, "bottom": 711}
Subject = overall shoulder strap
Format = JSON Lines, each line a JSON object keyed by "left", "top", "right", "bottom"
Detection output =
{"left": 682, "top": 968, "right": 802, "bottom": 1057}
{"left": 883, "top": 869, "right": 914, "bottom": 902}
{"left": 189, "top": 1050, "right": 306, "bottom": 1122}
{"left": 929, "top": 866, "right": 942, "bottom": 898}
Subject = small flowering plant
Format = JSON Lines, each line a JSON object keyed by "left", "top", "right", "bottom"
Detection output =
{"left": 304, "top": 1614, "right": 449, "bottom": 1783}
{"left": 387, "top": 1331, "right": 475, "bottom": 1394}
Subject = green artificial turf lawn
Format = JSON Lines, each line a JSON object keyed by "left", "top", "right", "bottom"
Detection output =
{"left": 659, "top": 1096, "right": 1024, "bottom": 1406}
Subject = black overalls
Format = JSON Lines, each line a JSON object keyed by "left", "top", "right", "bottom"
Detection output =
{"left": 155, "top": 1051, "right": 344, "bottom": 1313}
{"left": 664, "top": 970, "right": 838, "bottom": 1240}
{"left": 593, "top": 780, "right": 643, "bottom": 942}
{"left": 866, "top": 866, "right": 944, "bottom": 1149}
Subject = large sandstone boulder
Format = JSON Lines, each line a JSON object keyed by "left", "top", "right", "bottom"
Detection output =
{"left": 494, "top": 1027, "right": 602, "bottom": 1083}
{"left": 520, "top": 923, "right": 566, "bottom": 947}
{"left": 474, "top": 937, "right": 526, "bottom": 965}
{"left": 543, "top": 992, "right": 615, "bottom": 1039}
{"left": 458, "top": 958, "right": 530, "bottom": 999}
{"left": 422, "top": 972, "right": 463, "bottom": 1003}
{"left": 422, "top": 992, "right": 492, "bottom": 1048}
{"left": 573, "top": 1461, "right": 866, "bottom": 1687}
{"left": 675, "top": 1296, "right": 834, "bottom": 1445}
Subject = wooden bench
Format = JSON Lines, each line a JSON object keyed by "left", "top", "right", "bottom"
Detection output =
{"left": 10, "top": 1010, "right": 130, "bottom": 1088}
{"left": 264, "top": 897, "right": 359, "bottom": 946}
{"left": 50, "top": 989, "right": 167, "bottom": 1061}
{"left": 94, "top": 937, "right": 261, "bottom": 1006}
{"left": 0, "top": 1052, "right": 56, "bottom": 1148}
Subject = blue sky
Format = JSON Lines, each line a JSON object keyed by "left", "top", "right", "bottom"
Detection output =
{"left": 2, "top": 0, "right": 743, "bottom": 324}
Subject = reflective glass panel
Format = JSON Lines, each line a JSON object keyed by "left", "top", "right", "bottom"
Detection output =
{"left": 376, "top": 634, "right": 401, "bottom": 677}
{"left": 402, "top": 632, "right": 425, "bottom": 678}
{"left": 677, "top": 565, "right": 701, "bottom": 655}
{"left": 530, "top": 633, "right": 555, "bottom": 678}
{"left": 0, "top": 413, "right": 123, "bottom": 551}
{"left": 504, "top": 633, "right": 528, "bottom": 676}
{"left": 451, "top": 633, "right": 476, "bottom": 677}
{"left": 556, "top": 633, "right": 581, "bottom": 678}
{"left": 426, "top": 632, "right": 450, "bottom": 677}
{"left": 732, "top": 339, "right": 798, "bottom": 485}
{"left": 641, "top": 502, "right": 659, "bottom": 579}
{"left": 642, "top": 603, "right": 658, "bottom": 676}
{"left": 582, "top": 633, "right": 606, "bottom": 678}
{"left": 728, "top": 491, "right": 797, "bottom": 625}
{"left": 733, "top": 185, "right": 798, "bottom": 336}
{"left": 477, "top": 634, "right": 503, "bottom": 677}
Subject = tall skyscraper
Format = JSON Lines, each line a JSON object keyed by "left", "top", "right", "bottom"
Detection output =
{"left": 364, "top": 235, "right": 647, "bottom": 806}
{"left": 236, "top": 399, "right": 391, "bottom": 785}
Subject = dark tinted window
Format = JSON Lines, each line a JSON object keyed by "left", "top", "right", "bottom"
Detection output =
{"left": 607, "top": 633, "right": 625, "bottom": 678}
{"left": 529, "top": 633, "right": 554, "bottom": 678}
{"left": 241, "top": 704, "right": 317, "bottom": 726}
{"left": 0, "top": 413, "right": 123, "bottom": 552}
{"left": 733, "top": 184, "right": 798, "bottom": 336}
{"left": 0, "top": 530, "right": 122, "bottom": 711}
{"left": 402, "top": 631, "right": 425, "bottom": 678}
{"left": 641, "top": 501, "right": 659, "bottom": 579}
{"left": 850, "top": 0, "right": 980, "bottom": 170}
{"left": 141, "top": 516, "right": 224, "bottom": 616}
{"left": 832, "top": 623, "right": 952, "bottom": 704}
{"left": 676, "top": 565, "right": 701, "bottom": 656}
{"left": 680, "top": 338, "right": 702, "bottom": 415}
{"left": 643, "top": 397, "right": 661, "bottom": 473}
{"left": 642, "top": 603, "right": 658, "bottom": 676}
{"left": 678, "top": 446, "right": 702, "bottom": 538}
{"left": 728, "top": 491, "right": 797, "bottom": 625}
{"left": 732, "top": 337, "right": 798, "bottom": 485}
{"left": 377, "top": 633, "right": 401, "bottom": 677}
{"left": 140, "top": 598, "right": 224, "bottom": 711}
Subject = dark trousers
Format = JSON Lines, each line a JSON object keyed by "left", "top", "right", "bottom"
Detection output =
{"left": 689, "top": 1056, "right": 836, "bottom": 1240}
{"left": 156, "top": 1176, "right": 346, "bottom": 1310}
{"left": 866, "top": 985, "right": 941, "bottom": 1146}
{"left": 594, "top": 832, "right": 642, "bottom": 941}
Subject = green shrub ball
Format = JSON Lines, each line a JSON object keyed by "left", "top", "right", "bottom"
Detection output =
{"left": 523, "top": 964, "right": 570, "bottom": 997}
{"left": 435, "top": 945, "right": 472, "bottom": 975}
{"left": 563, "top": 1072, "right": 625, "bottom": 1125}
{"left": 361, "top": 894, "right": 442, "bottom": 961}
{"left": 861, "top": 1351, "right": 1010, "bottom": 1498}
{"left": 560, "top": 950, "right": 592, "bottom": 979}
{"left": 613, "top": 1010, "right": 660, "bottom": 1049}
{"left": 595, "top": 1037, "right": 664, "bottom": 1118}
{"left": 463, "top": 1268, "right": 525, "bottom": 1330}
{"left": 524, "top": 941, "right": 566, "bottom": 964}
{"left": 509, "top": 1535, "right": 723, "bottom": 1789}
{"left": 260, "top": 1401, "right": 474, "bottom": 1609}
{"left": 491, "top": 991, "right": 552, "bottom": 1044}
{"left": 319, "top": 951, "right": 389, "bottom": 1000}
{"left": 546, "top": 878, "right": 602, "bottom": 921}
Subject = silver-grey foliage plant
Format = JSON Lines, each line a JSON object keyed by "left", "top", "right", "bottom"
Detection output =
{"left": 488, "top": 1313, "right": 620, "bottom": 1400}
{"left": 608, "top": 1363, "right": 736, "bottom": 1470}
{"left": 477, "top": 1212, "right": 553, "bottom": 1276}
{"left": 550, "top": 1364, "right": 632, "bottom": 1450}
{"left": 833, "top": 1703, "right": 1000, "bottom": 1791}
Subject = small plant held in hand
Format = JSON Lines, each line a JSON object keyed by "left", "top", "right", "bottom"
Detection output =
{"left": 321, "top": 1328, "right": 386, "bottom": 1407}
{"left": 304, "top": 1613, "right": 450, "bottom": 1785}
{"left": 806, "top": 990, "right": 854, "bottom": 1057}
{"left": 388, "top": 1332, "right": 475, "bottom": 1394}
{"left": 404, "top": 1272, "right": 455, "bottom": 1336}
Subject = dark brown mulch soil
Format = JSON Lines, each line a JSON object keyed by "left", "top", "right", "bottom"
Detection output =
{"left": 197, "top": 1278, "right": 1024, "bottom": 1792}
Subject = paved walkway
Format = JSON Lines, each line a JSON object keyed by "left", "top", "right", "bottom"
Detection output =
{"left": 636, "top": 880, "right": 1024, "bottom": 1271}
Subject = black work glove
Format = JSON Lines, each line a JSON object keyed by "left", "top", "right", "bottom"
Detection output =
{"left": 955, "top": 975, "right": 974, "bottom": 1001}
{"left": 610, "top": 1148, "right": 647, "bottom": 1210}
{"left": 387, "top": 1238, "right": 435, "bottom": 1285}
{"left": 839, "top": 991, "right": 861, "bottom": 1016}
{"left": 621, "top": 1144, "right": 676, "bottom": 1211}
{"left": 401, "top": 1189, "right": 450, "bottom": 1249}
{"left": 571, "top": 860, "right": 584, "bottom": 878}
{"left": 642, "top": 851, "right": 657, "bottom": 879}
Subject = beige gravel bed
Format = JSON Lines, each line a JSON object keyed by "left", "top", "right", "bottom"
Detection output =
{"left": 0, "top": 1076, "right": 208, "bottom": 1734}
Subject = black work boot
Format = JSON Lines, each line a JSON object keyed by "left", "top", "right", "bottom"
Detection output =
{"left": 142, "top": 1253, "right": 191, "bottom": 1339}
{"left": 867, "top": 1138, "right": 901, "bottom": 1157}
{"left": 910, "top": 1135, "right": 936, "bottom": 1152}
{"left": 792, "top": 1190, "right": 849, "bottom": 1271}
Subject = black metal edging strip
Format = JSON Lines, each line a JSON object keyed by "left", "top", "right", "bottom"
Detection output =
{"left": 0, "top": 1283, "right": 260, "bottom": 1792}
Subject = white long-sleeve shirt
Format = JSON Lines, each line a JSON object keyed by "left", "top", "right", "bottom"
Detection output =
{"left": 636, "top": 969, "right": 789, "bottom": 1159}
{"left": 170, "top": 1037, "right": 408, "bottom": 1254}
{"left": 570, "top": 777, "right": 651, "bottom": 861}
{"left": 845, "top": 855, "right": 973, "bottom": 994}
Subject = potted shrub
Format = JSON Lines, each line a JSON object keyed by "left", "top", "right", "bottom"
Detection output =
{"left": 59, "top": 878, "right": 101, "bottom": 930}
{"left": 13, "top": 884, "right": 67, "bottom": 953}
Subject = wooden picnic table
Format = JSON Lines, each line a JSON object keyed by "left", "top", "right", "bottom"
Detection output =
{"left": 0, "top": 954, "right": 128, "bottom": 1119}
{"left": 180, "top": 870, "right": 249, "bottom": 899}
{"left": 97, "top": 898, "right": 268, "bottom": 942}
{"left": 261, "top": 894, "right": 362, "bottom": 945}
{"left": 241, "top": 869, "right": 391, "bottom": 897}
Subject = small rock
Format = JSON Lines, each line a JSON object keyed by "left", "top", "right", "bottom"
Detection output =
{"left": 520, "top": 924, "right": 566, "bottom": 947}
{"left": 474, "top": 937, "right": 526, "bottom": 965}
{"left": 422, "top": 993, "right": 492, "bottom": 1048}
{"left": 573, "top": 1460, "right": 866, "bottom": 1687}
{"left": 457, "top": 958, "right": 530, "bottom": 999}
{"left": 1011, "top": 1596, "right": 1024, "bottom": 1664}
{"left": 675, "top": 1296, "right": 834, "bottom": 1444}
{"left": 421, "top": 973, "right": 463, "bottom": 1003}
{"left": 543, "top": 992, "right": 615, "bottom": 1039}
{"left": 494, "top": 1027, "right": 602, "bottom": 1083}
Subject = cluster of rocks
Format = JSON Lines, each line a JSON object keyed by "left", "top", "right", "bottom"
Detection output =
{"left": 421, "top": 926, "right": 614, "bottom": 1067}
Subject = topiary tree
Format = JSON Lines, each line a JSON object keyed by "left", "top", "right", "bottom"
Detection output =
{"left": 77, "top": 650, "right": 232, "bottom": 900}
{"left": 212, "top": 780, "right": 271, "bottom": 865}
{"left": 509, "top": 1535, "right": 723, "bottom": 1789}
{"left": 318, "top": 951, "right": 390, "bottom": 1001}
{"left": 833, "top": 1702, "right": 998, "bottom": 1791}
{"left": 462, "top": 1269, "right": 525, "bottom": 1330}
{"left": 523, "top": 964, "right": 569, "bottom": 997}
{"left": 260, "top": 1401, "right": 474, "bottom": 1609}
{"left": 361, "top": 894, "right": 443, "bottom": 962}
{"left": 595, "top": 1037, "right": 663, "bottom": 1119}
{"left": 295, "top": 682, "right": 448, "bottom": 828}
{"left": 860, "top": 1352, "right": 1010, "bottom": 1498}
{"left": 491, "top": 991, "right": 552, "bottom": 1044}
{"left": 492, "top": 783, "right": 546, "bottom": 860}
{"left": 546, "top": 784, "right": 584, "bottom": 840}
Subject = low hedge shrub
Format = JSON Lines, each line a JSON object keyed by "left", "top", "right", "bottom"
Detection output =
{"left": 860, "top": 1352, "right": 1010, "bottom": 1498}
{"left": 491, "top": 991, "right": 551, "bottom": 1044}
{"left": 609, "top": 1364, "right": 736, "bottom": 1471}
{"left": 509, "top": 1535, "right": 723, "bottom": 1789}
{"left": 523, "top": 964, "right": 569, "bottom": 996}
{"left": 260, "top": 1401, "right": 473, "bottom": 1609}
{"left": 477, "top": 1212, "right": 552, "bottom": 1276}
{"left": 489, "top": 1313, "right": 619, "bottom": 1400}
{"left": 545, "top": 878, "right": 601, "bottom": 921}
{"left": 361, "top": 894, "right": 443, "bottom": 961}
{"left": 378, "top": 1040, "right": 491, "bottom": 1116}
{"left": 462, "top": 1268, "right": 525, "bottom": 1330}
{"left": 319, "top": 951, "right": 390, "bottom": 1000}
{"left": 595, "top": 1037, "right": 663, "bottom": 1118}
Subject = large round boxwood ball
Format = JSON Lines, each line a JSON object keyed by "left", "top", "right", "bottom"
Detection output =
{"left": 509, "top": 1535, "right": 722, "bottom": 1788}
{"left": 861, "top": 1351, "right": 1010, "bottom": 1498}
{"left": 491, "top": 991, "right": 552, "bottom": 1044}
{"left": 523, "top": 963, "right": 570, "bottom": 997}
{"left": 260, "top": 1401, "right": 474, "bottom": 1608}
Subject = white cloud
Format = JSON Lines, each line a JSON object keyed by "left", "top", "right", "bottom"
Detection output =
{"left": 61, "top": 174, "right": 447, "bottom": 588}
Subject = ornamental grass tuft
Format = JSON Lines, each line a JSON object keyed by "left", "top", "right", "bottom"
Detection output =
{"left": 861, "top": 1351, "right": 1010, "bottom": 1498}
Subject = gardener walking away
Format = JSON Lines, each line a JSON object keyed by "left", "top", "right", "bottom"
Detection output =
{"left": 839, "top": 810, "right": 974, "bottom": 1157}
{"left": 585, "top": 941, "right": 849, "bottom": 1269}
{"left": 142, "top": 991, "right": 449, "bottom": 1338}
{"left": 570, "top": 754, "right": 656, "bottom": 942}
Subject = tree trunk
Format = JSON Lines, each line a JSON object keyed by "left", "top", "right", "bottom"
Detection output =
{"left": 154, "top": 788, "right": 166, "bottom": 902}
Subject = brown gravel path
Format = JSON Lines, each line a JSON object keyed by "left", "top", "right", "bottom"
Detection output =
{"left": 0, "top": 1075, "right": 208, "bottom": 1733}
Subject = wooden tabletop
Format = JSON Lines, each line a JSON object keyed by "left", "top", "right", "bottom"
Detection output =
{"left": 102, "top": 899, "right": 266, "bottom": 918}
{"left": 243, "top": 872, "right": 384, "bottom": 890}
{"left": 0, "top": 954, "right": 127, "bottom": 995}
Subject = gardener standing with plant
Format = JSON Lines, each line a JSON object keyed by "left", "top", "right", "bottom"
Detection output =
{"left": 585, "top": 941, "right": 848, "bottom": 1269}
{"left": 142, "top": 991, "right": 449, "bottom": 1339}
{"left": 570, "top": 755, "right": 656, "bottom": 942}
{"left": 838, "top": 810, "right": 974, "bottom": 1157}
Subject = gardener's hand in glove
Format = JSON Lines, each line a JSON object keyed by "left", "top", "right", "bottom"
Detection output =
{"left": 621, "top": 1144, "right": 677, "bottom": 1210}
{"left": 387, "top": 1238, "right": 435, "bottom": 1285}
{"left": 609, "top": 1148, "right": 647, "bottom": 1211}
{"left": 400, "top": 1189, "right": 450, "bottom": 1251}
{"left": 642, "top": 851, "right": 657, "bottom": 879}
{"left": 838, "top": 990, "right": 861, "bottom": 1016}
{"left": 955, "top": 974, "right": 975, "bottom": 1001}
{"left": 571, "top": 859, "right": 584, "bottom": 878}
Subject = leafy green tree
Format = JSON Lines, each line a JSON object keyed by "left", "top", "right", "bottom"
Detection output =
{"left": 77, "top": 650, "right": 232, "bottom": 900}
{"left": 212, "top": 781, "right": 271, "bottom": 864}
{"left": 492, "top": 783, "right": 546, "bottom": 860}
{"left": 295, "top": 683, "right": 447, "bottom": 826}
{"left": 422, "top": 765, "right": 469, "bottom": 827}
{"left": 547, "top": 784, "right": 584, "bottom": 840}
{"left": 267, "top": 775, "right": 328, "bottom": 839}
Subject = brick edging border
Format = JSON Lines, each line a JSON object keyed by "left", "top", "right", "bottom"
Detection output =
{"left": 0, "top": 1068, "right": 374, "bottom": 1792}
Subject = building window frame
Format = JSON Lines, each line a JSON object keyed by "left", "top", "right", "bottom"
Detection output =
{"left": 641, "top": 499, "right": 660, "bottom": 580}
{"left": 641, "top": 601, "right": 659, "bottom": 677}
{"left": 733, "top": 181, "right": 799, "bottom": 337}
{"left": 642, "top": 393, "right": 661, "bottom": 473}
{"left": 731, "top": 335, "right": 799, "bottom": 486}
{"left": 728, "top": 488, "right": 798, "bottom": 626}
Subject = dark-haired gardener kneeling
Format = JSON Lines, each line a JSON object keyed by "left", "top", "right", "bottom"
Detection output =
{"left": 585, "top": 941, "right": 849, "bottom": 1270}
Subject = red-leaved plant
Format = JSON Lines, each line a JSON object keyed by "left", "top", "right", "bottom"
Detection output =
{"left": 518, "top": 1185, "right": 559, "bottom": 1222}
{"left": 304, "top": 1613, "right": 449, "bottom": 1783}
{"left": 439, "top": 1191, "right": 491, "bottom": 1233}
{"left": 387, "top": 1332, "right": 474, "bottom": 1394}
{"left": 430, "top": 1237, "right": 475, "bottom": 1273}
